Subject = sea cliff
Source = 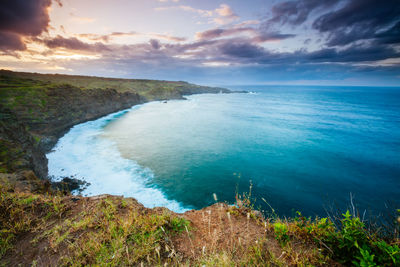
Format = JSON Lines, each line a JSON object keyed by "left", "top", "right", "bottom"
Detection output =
{"left": 0, "top": 70, "right": 230, "bottom": 185}
{"left": 0, "top": 70, "right": 398, "bottom": 266}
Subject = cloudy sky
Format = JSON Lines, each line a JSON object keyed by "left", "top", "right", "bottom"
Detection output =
{"left": 0, "top": 0, "right": 399, "bottom": 86}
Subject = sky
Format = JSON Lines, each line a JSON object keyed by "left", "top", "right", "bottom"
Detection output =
{"left": 0, "top": 0, "right": 399, "bottom": 86}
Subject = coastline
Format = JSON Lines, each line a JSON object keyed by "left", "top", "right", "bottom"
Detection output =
{"left": 1, "top": 71, "right": 398, "bottom": 266}
{"left": 46, "top": 92, "right": 253, "bottom": 202}
{"left": 0, "top": 70, "right": 236, "bottom": 189}
{"left": 46, "top": 103, "right": 190, "bottom": 212}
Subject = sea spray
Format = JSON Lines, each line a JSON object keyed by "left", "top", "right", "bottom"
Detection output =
{"left": 47, "top": 105, "right": 190, "bottom": 213}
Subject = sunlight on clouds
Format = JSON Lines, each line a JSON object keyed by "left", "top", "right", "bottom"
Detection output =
{"left": 154, "top": 3, "right": 240, "bottom": 26}
{"left": 215, "top": 4, "right": 236, "bottom": 18}
{"left": 356, "top": 58, "right": 400, "bottom": 67}
{"left": 69, "top": 16, "right": 96, "bottom": 24}
{"left": 69, "top": 12, "right": 96, "bottom": 24}
{"left": 75, "top": 31, "right": 186, "bottom": 45}
{"left": 235, "top": 20, "right": 261, "bottom": 27}
{"left": 155, "top": 5, "right": 213, "bottom": 17}
{"left": 0, "top": 55, "right": 22, "bottom": 63}
{"left": 202, "top": 61, "right": 231, "bottom": 67}
{"left": 173, "top": 54, "right": 193, "bottom": 59}
{"left": 41, "top": 65, "right": 71, "bottom": 71}
{"left": 0, "top": 55, "right": 70, "bottom": 72}
{"left": 214, "top": 4, "right": 239, "bottom": 25}
{"left": 52, "top": 54, "right": 101, "bottom": 60}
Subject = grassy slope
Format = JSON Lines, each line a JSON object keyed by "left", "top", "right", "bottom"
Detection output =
{"left": 0, "top": 180, "right": 399, "bottom": 266}
{"left": 0, "top": 69, "right": 230, "bottom": 126}
{"left": 0, "top": 70, "right": 230, "bottom": 100}
{"left": 0, "top": 75, "right": 54, "bottom": 127}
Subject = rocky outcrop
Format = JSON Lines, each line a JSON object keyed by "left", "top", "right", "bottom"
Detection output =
{"left": 30, "top": 85, "right": 143, "bottom": 152}
{"left": 0, "top": 108, "right": 47, "bottom": 179}
{"left": 0, "top": 85, "right": 143, "bottom": 181}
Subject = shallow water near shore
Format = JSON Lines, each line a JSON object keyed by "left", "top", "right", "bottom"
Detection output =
{"left": 48, "top": 85, "right": 400, "bottom": 216}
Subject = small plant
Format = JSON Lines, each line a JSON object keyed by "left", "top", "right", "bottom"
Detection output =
{"left": 340, "top": 211, "right": 369, "bottom": 250}
{"left": 374, "top": 240, "right": 400, "bottom": 265}
{"left": 235, "top": 180, "right": 255, "bottom": 212}
{"left": 273, "top": 221, "right": 289, "bottom": 246}
{"left": 324, "top": 210, "right": 370, "bottom": 265}
{"left": 169, "top": 216, "right": 189, "bottom": 233}
{"left": 354, "top": 248, "right": 377, "bottom": 267}
{"left": 306, "top": 210, "right": 400, "bottom": 266}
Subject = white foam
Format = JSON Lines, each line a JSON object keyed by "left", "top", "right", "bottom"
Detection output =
{"left": 47, "top": 106, "right": 189, "bottom": 213}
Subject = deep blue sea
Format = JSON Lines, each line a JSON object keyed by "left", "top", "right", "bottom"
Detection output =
{"left": 47, "top": 85, "right": 400, "bottom": 217}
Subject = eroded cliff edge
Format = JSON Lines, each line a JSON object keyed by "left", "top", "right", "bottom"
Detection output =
{"left": 0, "top": 70, "right": 231, "bottom": 187}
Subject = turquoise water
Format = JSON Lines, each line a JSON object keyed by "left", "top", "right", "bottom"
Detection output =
{"left": 48, "top": 86, "right": 400, "bottom": 216}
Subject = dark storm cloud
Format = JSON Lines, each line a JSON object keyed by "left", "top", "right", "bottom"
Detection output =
{"left": 196, "top": 27, "right": 256, "bottom": 40}
{"left": 219, "top": 41, "right": 265, "bottom": 58}
{"left": 149, "top": 39, "right": 161, "bottom": 50}
{"left": 265, "top": 0, "right": 340, "bottom": 28}
{"left": 0, "top": 0, "right": 52, "bottom": 35}
{"left": 312, "top": 0, "right": 400, "bottom": 46}
{"left": 252, "top": 32, "right": 296, "bottom": 43}
{"left": 375, "top": 21, "right": 400, "bottom": 45}
{"left": 265, "top": 0, "right": 400, "bottom": 47}
{"left": 43, "top": 35, "right": 110, "bottom": 52}
{"left": 188, "top": 38, "right": 398, "bottom": 65}
{"left": 68, "top": 34, "right": 396, "bottom": 68}
{"left": 196, "top": 27, "right": 295, "bottom": 43}
{"left": 36, "top": 24, "right": 398, "bottom": 71}
{"left": 0, "top": 0, "right": 53, "bottom": 51}
{"left": 0, "top": 32, "right": 26, "bottom": 51}
{"left": 306, "top": 45, "right": 400, "bottom": 63}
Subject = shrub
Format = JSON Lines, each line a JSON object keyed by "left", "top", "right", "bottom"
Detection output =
{"left": 311, "top": 210, "right": 400, "bottom": 266}
{"left": 273, "top": 221, "right": 289, "bottom": 246}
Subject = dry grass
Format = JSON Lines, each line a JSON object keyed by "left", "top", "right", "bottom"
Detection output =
{"left": 0, "top": 181, "right": 399, "bottom": 266}
{"left": 0, "top": 182, "right": 189, "bottom": 266}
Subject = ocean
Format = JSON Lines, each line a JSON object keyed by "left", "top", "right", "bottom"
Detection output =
{"left": 47, "top": 85, "right": 400, "bottom": 217}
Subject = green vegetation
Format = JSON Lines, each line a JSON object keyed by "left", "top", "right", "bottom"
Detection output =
{"left": 0, "top": 178, "right": 399, "bottom": 266}
{"left": 0, "top": 70, "right": 192, "bottom": 93}
{"left": 286, "top": 210, "right": 400, "bottom": 266}
{"left": 0, "top": 139, "right": 23, "bottom": 173}
{"left": 0, "top": 75, "right": 50, "bottom": 125}
{"left": 0, "top": 182, "right": 66, "bottom": 259}
{"left": 273, "top": 221, "right": 290, "bottom": 246}
{"left": 0, "top": 69, "right": 228, "bottom": 101}
{"left": 0, "top": 182, "right": 190, "bottom": 266}
{"left": 42, "top": 199, "right": 188, "bottom": 266}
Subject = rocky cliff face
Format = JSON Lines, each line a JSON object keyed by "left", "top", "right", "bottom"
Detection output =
{"left": 0, "top": 71, "right": 234, "bottom": 182}
{"left": 0, "top": 84, "right": 143, "bottom": 181}
{"left": 0, "top": 108, "right": 47, "bottom": 179}
{"left": 30, "top": 85, "right": 144, "bottom": 152}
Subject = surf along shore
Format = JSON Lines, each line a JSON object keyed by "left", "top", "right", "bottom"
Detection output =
{"left": 0, "top": 70, "right": 398, "bottom": 266}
